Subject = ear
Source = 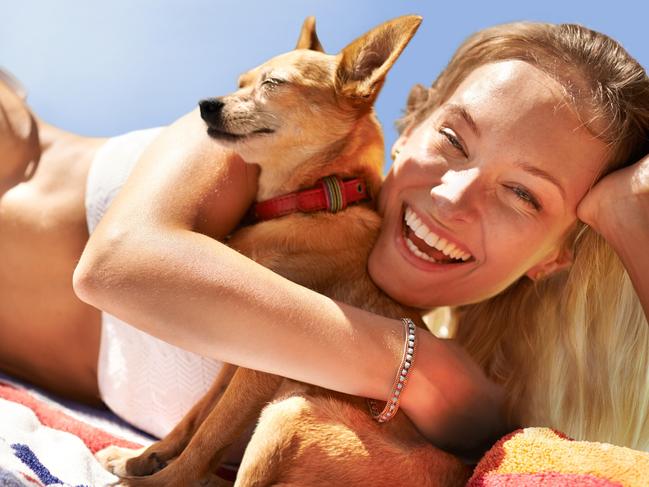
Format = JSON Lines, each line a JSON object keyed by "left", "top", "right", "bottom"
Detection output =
{"left": 525, "top": 246, "right": 573, "bottom": 281}
{"left": 336, "top": 15, "right": 422, "bottom": 103}
{"left": 295, "top": 16, "right": 325, "bottom": 52}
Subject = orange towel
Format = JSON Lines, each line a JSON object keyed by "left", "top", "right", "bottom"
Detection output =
{"left": 468, "top": 427, "right": 649, "bottom": 486}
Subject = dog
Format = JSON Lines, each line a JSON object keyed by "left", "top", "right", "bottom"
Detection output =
{"left": 98, "top": 15, "right": 470, "bottom": 486}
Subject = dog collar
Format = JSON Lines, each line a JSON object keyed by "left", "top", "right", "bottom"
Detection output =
{"left": 251, "top": 176, "right": 371, "bottom": 221}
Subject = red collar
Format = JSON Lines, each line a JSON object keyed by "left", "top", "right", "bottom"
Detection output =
{"left": 251, "top": 176, "right": 371, "bottom": 222}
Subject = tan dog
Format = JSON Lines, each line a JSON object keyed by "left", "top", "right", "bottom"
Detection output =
{"left": 99, "top": 16, "right": 469, "bottom": 487}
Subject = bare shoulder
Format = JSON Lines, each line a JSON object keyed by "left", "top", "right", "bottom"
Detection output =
{"left": 98, "top": 109, "right": 260, "bottom": 240}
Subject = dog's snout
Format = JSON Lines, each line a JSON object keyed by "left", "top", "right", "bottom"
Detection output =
{"left": 199, "top": 98, "right": 225, "bottom": 126}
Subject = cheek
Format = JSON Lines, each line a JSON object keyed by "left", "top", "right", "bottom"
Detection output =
{"left": 377, "top": 171, "right": 397, "bottom": 216}
{"left": 388, "top": 158, "right": 430, "bottom": 193}
{"left": 482, "top": 218, "right": 558, "bottom": 277}
{"left": 391, "top": 143, "right": 452, "bottom": 190}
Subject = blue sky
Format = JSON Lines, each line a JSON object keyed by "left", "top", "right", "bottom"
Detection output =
{"left": 2, "top": 0, "right": 648, "bottom": 170}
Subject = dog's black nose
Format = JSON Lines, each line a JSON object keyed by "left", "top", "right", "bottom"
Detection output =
{"left": 199, "top": 98, "right": 225, "bottom": 126}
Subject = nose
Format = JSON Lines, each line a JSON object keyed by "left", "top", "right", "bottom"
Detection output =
{"left": 199, "top": 98, "right": 225, "bottom": 127}
{"left": 430, "top": 168, "right": 481, "bottom": 223}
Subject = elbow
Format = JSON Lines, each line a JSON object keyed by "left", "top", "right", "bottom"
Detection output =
{"left": 72, "top": 253, "right": 104, "bottom": 307}
{"left": 73, "top": 223, "right": 136, "bottom": 307}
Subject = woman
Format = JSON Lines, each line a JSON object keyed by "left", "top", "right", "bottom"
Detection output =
{"left": 1, "top": 20, "right": 648, "bottom": 459}
{"left": 390, "top": 24, "right": 649, "bottom": 448}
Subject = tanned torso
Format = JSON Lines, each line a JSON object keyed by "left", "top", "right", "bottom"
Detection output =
{"left": 0, "top": 126, "right": 106, "bottom": 405}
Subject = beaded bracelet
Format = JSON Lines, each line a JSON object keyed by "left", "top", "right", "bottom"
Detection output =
{"left": 367, "top": 317, "right": 417, "bottom": 423}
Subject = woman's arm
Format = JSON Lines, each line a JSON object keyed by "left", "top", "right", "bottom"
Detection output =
{"left": 578, "top": 154, "right": 649, "bottom": 317}
{"left": 73, "top": 109, "right": 504, "bottom": 449}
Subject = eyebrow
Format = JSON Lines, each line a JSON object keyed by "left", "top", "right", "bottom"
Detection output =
{"left": 515, "top": 161, "right": 567, "bottom": 200}
{"left": 442, "top": 103, "right": 566, "bottom": 202}
{"left": 444, "top": 103, "right": 480, "bottom": 137}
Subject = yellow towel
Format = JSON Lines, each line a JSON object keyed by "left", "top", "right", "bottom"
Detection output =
{"left": 468, "top": 427, "right": 649, "bottom": 486}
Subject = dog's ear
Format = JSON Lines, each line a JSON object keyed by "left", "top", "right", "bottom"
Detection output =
{"left": 336, "top": 15, "right": 422, "bottom": 104}
{"left": 295, "top": 16, "right": 325, "bottom": 52}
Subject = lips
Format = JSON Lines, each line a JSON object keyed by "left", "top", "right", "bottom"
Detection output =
{"left": 402, "top": 206, "right": 473, "bottom": 264}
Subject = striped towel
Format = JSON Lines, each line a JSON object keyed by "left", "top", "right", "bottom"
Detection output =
{"left": 5, "top": 375, "right": 647, "bottom": 487}
{"left": 0, "top": 378, "right": 151, "bottom": 487}
{"left": 468, "top": 427, "right": 649, "bottom": 487}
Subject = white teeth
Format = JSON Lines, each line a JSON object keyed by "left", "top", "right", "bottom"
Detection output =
{"left": 414, "top": 225, "right": 429, "bottom": 240}
{"left": 405, "top": 237, "right": 437, "bottom": 263}
{"left": 405, "top": 206, "right": 414, "bottom": 222}
{"left": 410, "top": 217, "right": 422, "bottom": 232}
{"left": 424, "top": 233, "right": 439, "bottom": 248}
{"left": 406, "top": 210, "right": 415, "bottom": 222}
{"left": 402, "top": 206, "right": 473, "bottom": 262}
{"left": 443, "top": 244, "right": 457, "bottom": 258}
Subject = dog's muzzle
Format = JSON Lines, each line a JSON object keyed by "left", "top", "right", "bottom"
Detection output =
{"left": 199, "top": 98, "right": 225, "bottom": 128}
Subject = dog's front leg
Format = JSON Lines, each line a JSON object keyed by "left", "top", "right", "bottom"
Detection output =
{"left": 125, "top": 363, "right": 238, "bottom": 476}
{"left": 124, "top": 368, "right": 284, "bottom": 486}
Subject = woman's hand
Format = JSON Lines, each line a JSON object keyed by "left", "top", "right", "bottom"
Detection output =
{"left": 577, "top": 153, "right": 649, "bottom": 236}
{"left": 402, "top": 330, "right": 506, "bottom": 453}
{"left": 577, "top": 153, "right": 649, "bottom": 317}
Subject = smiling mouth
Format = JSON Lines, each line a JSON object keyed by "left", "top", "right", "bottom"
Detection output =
{"left": 206, "top": 127, "right": 275, "bottom": 141}
{"left": 402, "top": 206, "right": 474, "bottom": 264}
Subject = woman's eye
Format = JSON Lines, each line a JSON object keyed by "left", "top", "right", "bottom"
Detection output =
{"left": 439, "top": 128, "right": 467, "bottom": 157}
{"left": 508, "top": 185, "right": 542, "bottom": 211}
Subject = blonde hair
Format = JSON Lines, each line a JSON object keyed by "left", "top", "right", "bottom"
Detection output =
{"left": 402, "top": 23, "right": 649, "bottom": 449}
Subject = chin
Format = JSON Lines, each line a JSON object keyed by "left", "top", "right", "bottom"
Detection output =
{"left": 368, "top": 251, "right": 427, "bottom": 308}
{"left": 368, "top": 250, "right": 492, "bottom": 309}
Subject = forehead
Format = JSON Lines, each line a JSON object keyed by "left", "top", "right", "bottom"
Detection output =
{"left": 240, "top": 50, "right": 336, "bottom": 85}
{"left": 446, "top": 60, "right": 608, "bottom": 206}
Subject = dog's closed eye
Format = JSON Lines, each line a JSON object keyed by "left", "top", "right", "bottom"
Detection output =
{"left": 261, "top": 78, "right": 286, "bottom": 88}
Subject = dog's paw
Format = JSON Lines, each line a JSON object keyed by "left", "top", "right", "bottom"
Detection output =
{"left": 124, "top": 447, "right": 173, "bottom": 476}
{"left": 96, "top": 445, "right": 147, "bottom": 477}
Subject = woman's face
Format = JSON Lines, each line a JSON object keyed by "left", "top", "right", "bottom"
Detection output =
{"left": 369, "top": 60, "right": 608, "bottom": 308}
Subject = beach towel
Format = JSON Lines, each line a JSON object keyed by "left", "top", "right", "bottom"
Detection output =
{"left": 0, "top": 375, "right": 151, "bottom": 486}
{"left": 468, "top": 427, "right": 649, "bottom": 487}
